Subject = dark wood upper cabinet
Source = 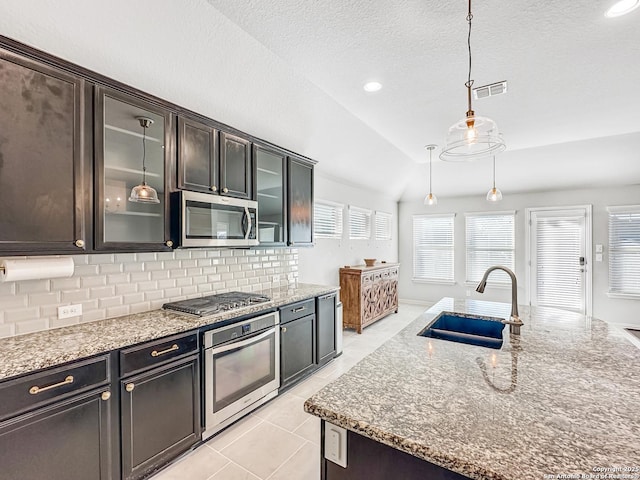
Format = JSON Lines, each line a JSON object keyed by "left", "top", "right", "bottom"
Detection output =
{"left": 287, "top": 156, "right": 314, "bottom": 246}
{"left": 254, "top": 143, "right": 287, "bottom": 245}
{"left": 94, "top": 86, "right": 174, "bottom": 252}
{"left": 0, "top": 47, "right": 90, "bottom": 255}
{"left": 219, "top": 131, "right": 252, "bottom": 199}
{"left": 177, "top": 116, "right": 218, "bottom": 194}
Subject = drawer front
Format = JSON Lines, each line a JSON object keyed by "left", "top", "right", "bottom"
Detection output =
{"left": 279, "top": 299, "right": 316, "bottom": 324}
{"left": 120, "top": 332, "right": 198, "bottom": 377}
{"left": 361, "top": 273, "right": 374, "bottom": 286}
{"left": 0, "top": 355, "right": 110, "bottom": 421}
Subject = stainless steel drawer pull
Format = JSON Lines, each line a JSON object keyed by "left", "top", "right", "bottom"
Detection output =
{"left": 29, "top": 375, "right": 74, "bottom": 395}
{"left": 151, "top": 344, "right": 179, "bottom": 357}
{"left": 292, "top": 306, "right": 306, "bottom": 313}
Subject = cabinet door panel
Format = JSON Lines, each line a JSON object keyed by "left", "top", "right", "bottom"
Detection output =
{"left": 254, "top": 144, "right": 287, "bottom": 245}
{"left": 281, "top": 314, "right": 316, "bottom": 387}
{"left": 0, "top": 389, "right": 112, "bottom": 480}
{"left": 0, "top": 49, "right": 87, "bottom": 254}
{"left": 287, "top": 157, "right": 313, "bottom": 246}
{"left": 121, "top": 355, "right": 200, "bottom": 480}
{"left": 220, "top": 132, "right": 252, "bottom": 199}
{"left": 178, "top": 116, "right": 217, "bottom": 193}
{"left": 95, "top": 86, "right": 172, "bottom": 251}
{"left": 317, "top": 294, "right": 336, "bottom": 366}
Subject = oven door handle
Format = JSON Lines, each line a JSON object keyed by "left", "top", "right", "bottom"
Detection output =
{"left": 211, "top": 328, "right": 274, "bottom": 355}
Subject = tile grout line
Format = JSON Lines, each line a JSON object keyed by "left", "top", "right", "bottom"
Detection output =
{"left": 204, "top": 415, "right": 265, "bottom": 454}
{"left": 263, "top": 440, "right": 310, "bottom": 480}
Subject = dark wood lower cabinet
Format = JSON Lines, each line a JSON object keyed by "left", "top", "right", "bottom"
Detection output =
{"left": 0, "top": 388, "right": 113, "bottom": 480}
{"left": 280, "top": 313, "right": 316, "bottom": 388}
{"left": 322, "top": 423, "right": 469, "bottom": 480}
{"left": 316, "top": 293, "right": 337, "bottom": 367}
{"left": 120, "top": 354, "right": 200, "bottom": 480}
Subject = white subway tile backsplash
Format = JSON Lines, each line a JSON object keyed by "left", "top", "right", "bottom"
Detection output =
{"left": 0, "top": 248, "right": 298, "bottom": 337}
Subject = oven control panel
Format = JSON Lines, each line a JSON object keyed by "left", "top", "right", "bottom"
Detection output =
{"left": 205, "top": 311, "right": 280, "bottom": 348}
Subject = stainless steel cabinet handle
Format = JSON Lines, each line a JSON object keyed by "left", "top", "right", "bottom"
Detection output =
{"left": 101, "top": 391, "right": 111, "bottom": 401}
{"left": 282, "top": 327, "right": 287, "bottom": 333}
{"left": 29, "top": 375, "right": 74, "bottom": 395}
{"left": 222, "top": 187, "right": 229, "bottom": 193}
{"left": 165, "top": 240, "right": 174, "bottom": 247}
{"left": 125, "top": 383, "right": 135, "bottom": 392}
{"left": 151, "top": 344, "right": 179, "bottom": 357}
{"left": 292, "top": 306, "right": 306, "bottom": 313}
{"left": 75, "top": 239, "right": 85, "bottom": 248}
{"left": 211, "top": 186, "right": 217, "bottom": 192}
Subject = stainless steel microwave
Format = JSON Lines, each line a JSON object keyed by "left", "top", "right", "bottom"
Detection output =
{"left": 176, "top": 191, "right": 258, "bottom": 247}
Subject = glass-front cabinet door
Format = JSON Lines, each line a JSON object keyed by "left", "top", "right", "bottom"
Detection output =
{"left": 95, "top": 87, "right": 173, "bottom": 251}
{"left": 254, "top": 144, "right": 286, "bottom": 245}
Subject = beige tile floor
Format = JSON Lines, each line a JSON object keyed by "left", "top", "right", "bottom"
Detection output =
{"left": 152, "top": 302, "right": 429, "bottom": 480}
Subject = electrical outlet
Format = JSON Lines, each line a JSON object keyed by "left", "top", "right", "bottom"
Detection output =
{"left": 324, "top": 423, "right": 347, "bottom": 468}
{"left": 58, "top": 304, "right": 82, "bottom": 319}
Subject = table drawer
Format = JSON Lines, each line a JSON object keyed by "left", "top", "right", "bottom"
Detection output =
{"left": 120, "top": 332, "right": 198, "bottom": 377}
{"left": 279, "top": 299, "right": 316, "bottom": 324}
{"left": 0, "top": 354, "right": 110, "bottom": 421}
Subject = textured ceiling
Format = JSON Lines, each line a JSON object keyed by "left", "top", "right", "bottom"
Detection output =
{"left": 207, "top": 0, "right": 640, "bottom": 200}
{"left": 1, "top": 0, "right": 638, "bottom": 201}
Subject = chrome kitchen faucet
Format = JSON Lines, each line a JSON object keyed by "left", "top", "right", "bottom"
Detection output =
{"left": 475, "top": 266, "right": 524, "bottom": 335}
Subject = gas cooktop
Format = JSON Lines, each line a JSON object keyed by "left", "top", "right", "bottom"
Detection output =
{"left": 162, "top": 291, "right": 271, "bottom": 317}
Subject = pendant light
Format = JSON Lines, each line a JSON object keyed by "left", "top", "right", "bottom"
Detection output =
{"left": 486, "top": 155, "right": 503, "bottom": 202}
{"left": 440, "top": 0, "right": 506, "bottom": 162}
{"left": 424, "top": 144, "right": 438, "bottom": 206}
{"left": 129, "top": 117, "right": 160, "bottom": 204}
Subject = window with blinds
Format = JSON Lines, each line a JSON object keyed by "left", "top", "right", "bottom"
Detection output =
{"left": 374, "top": 211, "right": 392, "bottom": 241}
{"left": 349, "top": 206, "right": 372, "bottom": 240}
{"left": 412, "top": 214, "right": 455, "bottom": 282}
{"left": 608, "top": 206, "right": 640, "bottom": 296}
{"left": 466, "top": 212, "right": 515, "bottom": 284}
{"left": 314, "top": 200, "right": 344, "bottom": 239}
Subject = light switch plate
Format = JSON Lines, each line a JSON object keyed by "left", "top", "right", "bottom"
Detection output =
{"left": 596, "top": 253, "right": 603, "bottom": 262}
{"left": 324, "top": 422, "right": 347, "bottom": 468}
{"left": 596, "top": 244, "right": 603, "bottom": 253}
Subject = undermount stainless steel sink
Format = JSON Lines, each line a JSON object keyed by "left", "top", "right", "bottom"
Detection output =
{"left": 418, "top": 312, "right": 506, "bottom": 349}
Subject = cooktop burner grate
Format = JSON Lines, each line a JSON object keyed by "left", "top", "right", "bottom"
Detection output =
{"left": 162, "top": 291, "right": 271, "bottom": 317}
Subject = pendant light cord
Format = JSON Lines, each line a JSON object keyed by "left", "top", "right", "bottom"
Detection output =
{"left": 492, "top": 155, "right": 496, "bottom": 189}
{"left": 141, "top": 123, "right": 147, "bottom": 185}
{"left": 429, "top": 149, "right": 433, "bottom": 193}
{"left": 465, "top": 0, "right": 474, "bottom": 114}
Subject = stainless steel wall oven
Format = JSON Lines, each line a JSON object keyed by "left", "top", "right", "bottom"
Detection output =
{"left": 202, "top": 310, "right": 280, "bottom": 438}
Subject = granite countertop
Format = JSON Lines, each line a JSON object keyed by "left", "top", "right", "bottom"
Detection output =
{"left": 0, "top": 283, "right": 338, "bottom": 381}
{"left": 304, "top": 297, "right": 640, "bottom": 480}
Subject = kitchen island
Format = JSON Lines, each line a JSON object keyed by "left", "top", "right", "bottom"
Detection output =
{"left": 304, "top": 298, "right": 640, "bottom": 480}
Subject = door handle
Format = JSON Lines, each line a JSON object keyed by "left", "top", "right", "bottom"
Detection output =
{"left": 579, "top": 256, "right": 585, "bottom": 266}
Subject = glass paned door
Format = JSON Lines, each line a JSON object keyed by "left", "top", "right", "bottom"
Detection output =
{"left": 529, "top": 207, "right": 591, "bottom": 314}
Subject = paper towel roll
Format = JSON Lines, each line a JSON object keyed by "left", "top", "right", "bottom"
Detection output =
{"left": 0, "top": 257, "right": 75, "bottom": 282}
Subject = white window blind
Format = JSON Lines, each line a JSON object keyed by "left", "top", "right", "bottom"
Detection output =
{"left": 314, "top": 200, "right": 343, "bottom": 239}
{"left": 413, "top": 214, "right": 455, "bottom": 282}
{"left": 609, "top": 206, "right": 640, "bottom": 296}
{"left": 374, "top": 211, "right": 392, "bottom": 241}
{"left": 535, "top": 215, "right": 583, "bottom": 311}
{"left": 466, "top": 212, "right": 515, "bottom": 284}
{"left": 349, "top": 206, "right": 371, "bottom": 240}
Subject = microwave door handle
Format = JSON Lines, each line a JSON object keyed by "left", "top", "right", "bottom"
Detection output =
{"left": 243, "top": 207, "right": 252, "bottom": 240}
{"left": 211, "top": 327, "right": 274, "bottom": 355}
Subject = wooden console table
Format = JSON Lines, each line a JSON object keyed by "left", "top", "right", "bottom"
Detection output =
{"left": 339, "top": 263, "right": 399, "bottom": 333}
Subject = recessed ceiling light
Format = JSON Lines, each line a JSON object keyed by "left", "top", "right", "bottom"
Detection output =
{"left": 363, "top": 81, "right": 382, "bottom": 92}
{"left": 605, "top": 0, "right": 640, "bottom": 17}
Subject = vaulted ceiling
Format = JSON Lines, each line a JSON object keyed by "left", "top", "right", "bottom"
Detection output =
{"left": 2, "top": 0, "right": 639, "bottom": 201}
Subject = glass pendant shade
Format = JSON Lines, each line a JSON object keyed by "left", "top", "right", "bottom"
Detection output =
{"left": 486, "top": 187, "right": 502, "bottom": 202}
{"left": 440, "top": 115, "right": 506, "bottom": 161}
{"left": 129, "top": 182, "right": 160, "bottom": 203}
{"left": 424, "top": 192, "right": 438, "bottom": 206}
{"left": 129, "top": 116, "right": 160, "bottom": 204}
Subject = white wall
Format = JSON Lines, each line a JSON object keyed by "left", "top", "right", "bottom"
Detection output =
{"left": 398, "top": 185, "right": 640, "bottom": 325}
{"left": 298, "top": 173, "right": 398, "bottom": 286}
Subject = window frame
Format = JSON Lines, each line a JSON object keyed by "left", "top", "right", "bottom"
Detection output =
{"left": 608, "top": 205, "right": 640, "bottom": 298}
{"left": 374, "top": 211, "right": 393, "bottom": 241}
{"left": 348, "top": 205, "right": 372, "bottom": 240}
{"left": 465, "top": 211, "right": 516, "bottom": 286}
{"left": 313, "top": 199, "right": 344, "bottom": 240}
{"left": 412, "top": 213, "right": 455, "bottom": 284}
